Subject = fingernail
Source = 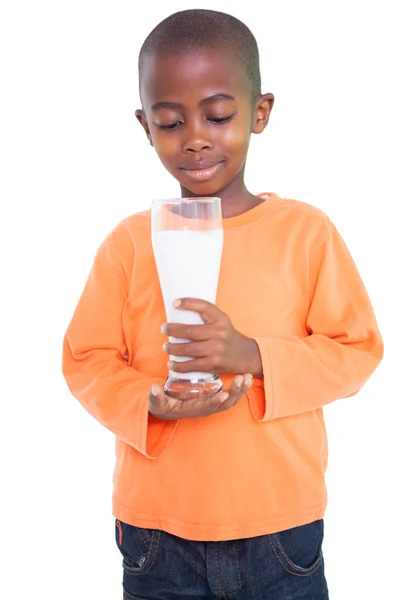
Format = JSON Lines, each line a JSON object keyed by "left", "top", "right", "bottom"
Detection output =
{"left": 173, "top": 299, "right": 181, "bottom": 308}
{"left": 167, "top": 361, "right": 173, "bottom": 368}
{"left": 160, "top": 324, "right": 167, "bottom": 334}
{"left": 235, "top": 376, "right": 244, "bottom": 387}
{"left": 151, "top": 385, "right": 160, "bottom": 397}
{"left": 244, "top": 375, "right": 253, "bottom": 387}
{"left": 162, "top": 343, "right": 168, "bottom": 352}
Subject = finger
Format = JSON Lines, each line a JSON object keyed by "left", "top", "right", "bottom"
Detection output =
{"left": 148, "top": 384, "right": 173, "bottom": 418}
{"left": 161, "top": 323, "right": 215, "bottom": 341}
{"left": 161, "top": 375, "right": 253, "bottom": 419}
{"left": 149, "top": 382, "right": 227, "bottom": 420}
{"left": 148, "top": 385, "right": 165, "bottom": 413}
{"left": 221, "top": 374, "right": 253, "bottom": 408}
{"left": 205, "top": 391, "right": 232, "bottom": 415}
{"left": 201, "top": 375, "right": 254, "bottom": 416}
{"left": 179, "top": 376, "right": 252, "bottom": 417}
{"left": 149, "top": 375, "right": 253, "bottom": 420}
{"left": 229, "top": 374, "right": 253, "bottom": 392}
{"left": 172, "top": 298, "right": 224, "bottom": 324}
{"left": 175, "top": 390, "right": 230, "bottom": 418}
{"left": 164, "top": 340, "right": 212, "bottom": 358}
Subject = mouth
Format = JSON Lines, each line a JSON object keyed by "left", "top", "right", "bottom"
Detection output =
{"left": 179, "top": 160, "right": 225, "bottom": 182}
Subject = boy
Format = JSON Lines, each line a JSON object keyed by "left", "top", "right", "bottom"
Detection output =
{"left": 62, "top": 9, "right": 383, "bottom": 599}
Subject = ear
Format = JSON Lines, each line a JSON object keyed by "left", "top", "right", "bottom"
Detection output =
{"left": 252, "top": 93, "right": 275, "bottom": 134}
{"left": 135, "top": 109, "right": 153, "bottom": 146}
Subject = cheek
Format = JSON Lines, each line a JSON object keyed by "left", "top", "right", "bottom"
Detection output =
{"left": 219, "top": 111, "right": 252, "bottom": 153}
{"left": 220, "top": 125, "right": 250, "bottom": 158}
{"left": 151, "top": 131, "right": 180, "bottom": 162}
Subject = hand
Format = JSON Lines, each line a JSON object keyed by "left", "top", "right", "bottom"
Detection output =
{"left": 149, "top": 374, "right": 253, "bottom": 420}
{"left": 162, "top": 298, "right": 263, "bottom": 377}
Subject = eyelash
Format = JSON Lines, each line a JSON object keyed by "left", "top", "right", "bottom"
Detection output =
{"left": 157, "top": 115, "right": 235, "bottom": 130}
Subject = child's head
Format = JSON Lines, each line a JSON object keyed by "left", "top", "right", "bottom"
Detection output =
{"left": 136, "top": 9, "right": 274, "bottom": 198}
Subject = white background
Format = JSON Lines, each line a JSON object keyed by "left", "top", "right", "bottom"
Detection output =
{"left": 1, "top": 0, "right": 398, "bottom": 598}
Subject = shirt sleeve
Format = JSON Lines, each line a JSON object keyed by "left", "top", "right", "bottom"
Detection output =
{"left": 62, "top": 223, "right": 178, "bottom": 458}
{"left": 248, "top": 217, "right": 384, "bottom": 422}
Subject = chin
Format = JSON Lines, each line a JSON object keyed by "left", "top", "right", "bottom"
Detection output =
{"left": 180, "top": 179, "right": 224, "bottom": 198}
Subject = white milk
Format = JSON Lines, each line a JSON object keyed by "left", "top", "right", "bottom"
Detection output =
{"left": 152, "top": 228, "right": 223, "bottom": 381}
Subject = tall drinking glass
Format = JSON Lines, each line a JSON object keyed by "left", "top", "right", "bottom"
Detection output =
{"left": 151, "top": 197, "right": 224, "bottom": 401}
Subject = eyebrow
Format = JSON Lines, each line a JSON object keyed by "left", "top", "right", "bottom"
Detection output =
{"left": 151, "top": 94, "right": 236, "bottom": 111}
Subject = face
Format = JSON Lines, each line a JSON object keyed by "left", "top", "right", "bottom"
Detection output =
{"left": 136, "top": 48, "right": 274, "bottom": 197}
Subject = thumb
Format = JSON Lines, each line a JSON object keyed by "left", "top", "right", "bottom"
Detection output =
{"left": 150, "top": 384, "right": 163, "bottom": 397}
{"left": 148, "top": 384, "right": 165, "bottom": 416}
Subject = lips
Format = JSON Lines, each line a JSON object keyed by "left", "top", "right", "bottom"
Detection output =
{"left": 179, "top": 160, "right": 224, "bottom": 182}
{"left": 179, "top": 160, "right": 223, "bottom": 171}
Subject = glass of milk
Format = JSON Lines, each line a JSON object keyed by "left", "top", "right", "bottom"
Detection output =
{"left": 151, "top": 197, "right": 224, "bottom": 401}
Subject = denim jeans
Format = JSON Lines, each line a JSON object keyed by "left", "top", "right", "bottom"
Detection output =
{"left": 115, "top": 518, "right": 328, "bottom": 599}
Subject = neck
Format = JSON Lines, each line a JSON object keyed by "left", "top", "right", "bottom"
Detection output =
{"left": 180, "top": 170, "right": 264, "bottom": 219}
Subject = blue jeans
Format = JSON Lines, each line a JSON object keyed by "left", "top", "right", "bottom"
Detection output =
{"left": 115, "top": 518, "right": 328, "bottom": 599}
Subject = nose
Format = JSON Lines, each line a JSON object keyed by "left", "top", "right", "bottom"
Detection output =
{"left": 182, "top": 117, "right": 212, "bottom": 153}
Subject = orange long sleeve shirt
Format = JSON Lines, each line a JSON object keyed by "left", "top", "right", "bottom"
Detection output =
{"left": 62, "top": 193, "right": 383, "bottom": 541}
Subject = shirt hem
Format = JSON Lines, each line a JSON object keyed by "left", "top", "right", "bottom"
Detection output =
{"left": 112, "top": 497, "right": 327, "bottom": 542}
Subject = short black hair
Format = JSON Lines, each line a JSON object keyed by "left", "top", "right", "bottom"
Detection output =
{"left": 138, "top": 9, "right": 261, "bottom": 102}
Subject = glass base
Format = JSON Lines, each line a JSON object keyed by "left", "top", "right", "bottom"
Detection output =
{"left": 164, "top": 373, "right": 223, "bottom": 401}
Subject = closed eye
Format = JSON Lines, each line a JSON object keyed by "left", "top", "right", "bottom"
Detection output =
{"left": 157, "top": 114, "right": 236, "bottom": 130}
{"left": 157, "top": 121, "right": 183, "bottom": 130}
{"left": 208, "top": 114, "right": 236, "bottom": 124}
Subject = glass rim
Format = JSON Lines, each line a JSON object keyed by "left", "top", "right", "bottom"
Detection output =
{"left": 152, "top": 197, "right": 221, "bottom": 204}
